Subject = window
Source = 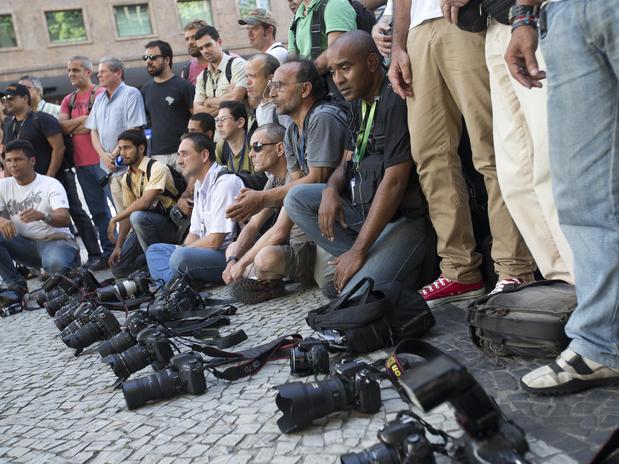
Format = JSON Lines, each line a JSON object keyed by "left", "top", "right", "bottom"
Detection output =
{"left": 113, "top": 4, "right": 152, "bottom": 38}
{"left": 0, "top": 14, "right": 17, "bottom": 49}
{"left": 45, "top": 9, "right": 88, "bottom": 44}
{"left": 177, "top": 0, "right": 213, "bottom": 27}
{"left": 238, "top": 0, "right": 270, "bottom": 17}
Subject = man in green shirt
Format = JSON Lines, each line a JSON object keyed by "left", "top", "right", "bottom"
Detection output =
{"left": 288, "top": 0, "right": 356, "bottom": 76}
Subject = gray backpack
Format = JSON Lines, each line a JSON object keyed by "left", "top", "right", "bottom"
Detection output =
{"left": 467, "top": 280, "right": 577, "bottom": 359}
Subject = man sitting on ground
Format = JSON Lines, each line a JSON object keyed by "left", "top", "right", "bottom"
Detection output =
{"left": 0, "top": 140, "right": 79, "bottom": 304}
{"left": 285, "top": 30, "right": 430, "bottom": 294}
{"left": 108, "top": 130, "right": 180, "bottom": 277}
{"left": 145, "top": 133, "right": 244, "bottom": 284}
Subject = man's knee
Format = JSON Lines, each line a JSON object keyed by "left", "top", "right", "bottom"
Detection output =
{"left": 44, "top": 249, "right": 77, "bottom": 274}
{"left": 284, "top": 183, "right": 323, "bottom": 216}
{"left": 129, "top": 211, "right": 150, "bottom": 229}
{"left": 254, "top": 246, "right": 285, "bottom": 276}
{"left": 169, "top": 246, "right": 190, "bottom": 274}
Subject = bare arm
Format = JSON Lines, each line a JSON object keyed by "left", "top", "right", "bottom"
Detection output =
{"left": 388, "top": 0, "right": 413, "bottom": 98}
{"left": 227, "top": 207, "right": 274, "bottom": 259}
{"left": 46, "top": 133, "right": 65, "bottom": 178}
{"left": 59, "top": 113, "right": 89, "bottom": 135}
{"left": 18, "top": 207, "right": 71, "bottom": 227}
{"left": 112, "top": 189, "right": 163, "bottom": 223}
{"left": 186, "top": 232, "right": 226, "bottom": 250}
{"left": 202, "top": 86, "right": 248, "bottom": 116}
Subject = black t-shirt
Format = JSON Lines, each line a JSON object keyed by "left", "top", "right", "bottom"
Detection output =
{"left": 2, "top": 112, "right": 63, "bottom": 175}
{"left": 141, "top": 76, "right": 195, "bottom": 155}
{"left": 347, "top": 78, "right": 427, "bottom": 219}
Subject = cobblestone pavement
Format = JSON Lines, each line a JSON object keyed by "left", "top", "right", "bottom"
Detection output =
{"left": 0, "top": 274, "right": 617, "bottom": 464}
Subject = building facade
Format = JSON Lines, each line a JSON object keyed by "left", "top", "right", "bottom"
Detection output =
{"left": 0, "top": 0, "right": 292, "bottom": 99}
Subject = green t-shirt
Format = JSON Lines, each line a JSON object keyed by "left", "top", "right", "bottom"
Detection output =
{"left": 288, "top": 0, "right": 357, "bottom": 58}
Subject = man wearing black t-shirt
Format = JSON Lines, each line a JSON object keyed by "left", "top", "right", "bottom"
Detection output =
{"left": 1, "top": 83, "right": 102, "bottom": 265}
{"left": 141, "top": 40, "right": 195, "bottom": 170}
{"left": 285, "top": 31, "right": 431, "bottom": 294}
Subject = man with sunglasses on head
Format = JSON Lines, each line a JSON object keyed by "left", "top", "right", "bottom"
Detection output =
{"left": 141, "top": 40, "right": 195, "bottom": 170}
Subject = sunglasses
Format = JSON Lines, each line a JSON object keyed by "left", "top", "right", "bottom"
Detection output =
{"left": 142, "top": 54, "right": 163, "bottom": 62}
{"left": 1, "top": 96, "right": 15, "bottom": 102}
{"left": 251, "top": 142, "right": 278, "bottom": 153}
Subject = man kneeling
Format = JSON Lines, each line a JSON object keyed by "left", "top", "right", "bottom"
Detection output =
{"left": 145, "top": 133, "right": 243, "bottom": 284}
{"left": 0, "top": 140, "right": 79, "bottom": 304}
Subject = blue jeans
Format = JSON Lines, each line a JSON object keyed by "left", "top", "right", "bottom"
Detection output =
{"left": 76, "top": 164, "right": 114, "bottom": 256}
{"left": 543, "top": 0, "right": 619, "bottom": 368}
{"left": 284, "top": 184, "right": 429, "bottom": 293}
{"left": 0, "top": 235, "right": 80, "bottom": 288}
{"left": 145, "top": 243, "right": 226, "bottom": 284}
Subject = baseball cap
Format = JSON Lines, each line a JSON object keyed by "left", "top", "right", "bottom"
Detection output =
{"left": 2, "top": 83, "right": 30, "bottom": 98}
{"left": 238, "top": 8, "right": 277, "bottom": 27}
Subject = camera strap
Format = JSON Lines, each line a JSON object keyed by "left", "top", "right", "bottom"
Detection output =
{"left": 193, "top": 334, "right": 303, "bottom": 381}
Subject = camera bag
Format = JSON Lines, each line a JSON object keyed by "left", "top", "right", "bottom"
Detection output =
{"left": 467, "top": 280, "right": 576, "bottom": 359}
{"left": 306, "top": 278, "right": 434, "bottom": 353}
{"left": 457, "top": 0, "right": 514, "bottom": 32}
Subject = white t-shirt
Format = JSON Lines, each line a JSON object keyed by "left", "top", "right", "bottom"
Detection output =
{"left": 410, "top": 0, "right": 442, "bottom": 29}
{"left": 0, "top": 174, "right": 72, "bottom": 240}
{"left": 266, "top": 42, "right": 289, "bottom": 64}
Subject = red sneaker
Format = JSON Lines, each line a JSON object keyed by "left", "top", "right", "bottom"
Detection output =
{"left": 419, "top": 276, "right": 486, "bottom": 308}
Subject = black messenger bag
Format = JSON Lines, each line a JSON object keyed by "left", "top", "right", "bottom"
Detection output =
{"left": 306, "top": 278, "right": 434, "bottom": 353}
{"left": 467, "top": 280, "right": 577, "bottom": 359}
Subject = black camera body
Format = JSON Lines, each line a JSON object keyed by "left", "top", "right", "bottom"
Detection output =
{"left": 121, "top": 351, "right": 206, "bottom": 410}
{"left": 148, "top": 276, "right": 203, "bottom": 321}
{"left": 62, "top": 307, "right": 121, "bottom": 353}
{"left": 97, "top": 270, "right": 151, "bottom": 302}
{"left": 0, "top": 302, "right": 23, "bottom": 318}
{"left": 59, "top": 301, "right": 97, "bottom": 336}
{"left": 275, "top": 359, "right": 382, "bottom": 433}
{"left": 36, "top": 274, "right": 81, "bottom": 313}
{"left": 98, "top": 311, "right": 150, "bottom": 358}
{"left": 104, "top": 327, "right": 174, "bottom": 379}
{"left": 290, "top": 338, "right": 330, "bottom": 376}
{"left": 53, "top": 299, "right": 85, "bottom": 331}
{"left": 341, "top": 414, "right": 435, "bottom": 464}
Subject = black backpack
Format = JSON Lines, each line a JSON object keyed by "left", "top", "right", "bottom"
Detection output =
{"left": 306, "top": 278, "right": 434, "bottom": 353}
{"left": 467, "top": 280, "right": 576, "bottom": 359}
{"left": 290, "top": 0, "right": 377, "bottom": 59}
{"left": 219, "top": 143, "right": 268, "bottom": 191}
{"left": 126, "top": 158, "right": 187, "bottom": 202}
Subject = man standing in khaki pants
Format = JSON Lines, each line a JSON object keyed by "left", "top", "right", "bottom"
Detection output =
{"left": 388, "top": 0, "right": 535, "bottom": 307}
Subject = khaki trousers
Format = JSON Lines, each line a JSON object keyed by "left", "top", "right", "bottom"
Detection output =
{"left": 485, "top": 20, "right": 574, "bottom": 283}
{"left": 406, "top": 18, "right": 534, "bottom": 282}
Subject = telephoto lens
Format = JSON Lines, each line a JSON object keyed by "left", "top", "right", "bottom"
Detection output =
{"left": 53, "top": 300, "right": 84, "bottom": 331}
{"left": 62, "top": 307, "right": 121, "bottom": 353}
{"left": 104, "top": 327, "right": 174, "bottom": 379}
{"left": 275, "top": 360, "right": 382, "bottom": 433}
{"left": 290, "top": 338, "right": 330, "bottom": 376}
{"left": 0, "top": 302, "right": 23, "bottom": 318}
{"left": 98, "top": 311, "right": 150, "bottom": 358}
{"left": 59, "top": 302, "right": 97, "bottom": 338}
{"left": 122, "top": 352, "right": 206, "bottom": 410}
{"left": 46, "top": 292, "right": 78, "bottom": 318}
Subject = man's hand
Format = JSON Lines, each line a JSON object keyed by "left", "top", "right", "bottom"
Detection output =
{"left": 107, "top": 218, "right": 117, "bottom": 243}
{"left": 103, "top": 152, "right": 117, "bottom": 172}
{"left": 388, "top": 48, "right": 413, "bottom": 99}
{"left": 222, "top": 261, "right": 235, "bottom": 285}
{"left": 176, "top": 197, "right": 193, "bottom": 216}
{"left": 0, "top": 217, "right": 17, "bottom": 241}
{"left": 18, "top": 209, "right": 44, "bottom": 223}
{"left": 505, "top": 26, "right": 546, "bottom": 88}
{"left": 372, "top": 22, "right": 393, "bottom": 57}
{"left": 318, "top": 186, "right": 346, "bottom": 241}
{"left": 226, "top": 188, "right": 265, "bottom": 223}
{"left": 108, "top": 246, "right": 122, "bottom": 267}
{"left": 442, "top": 0, "right": 470, "bottom": 23}
{"left": 331, "top": 249, "right": 366, "bottom": 292}
{"left": 226, "top": 261, "right": 248, "bottom": 284}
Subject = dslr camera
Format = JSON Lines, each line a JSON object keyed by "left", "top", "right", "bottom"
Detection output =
{"left": 341, "top": 412, "right": 435, "bottom": 464}
{"left": 96, "top": 270, "right": 152, "bottom": 302}
{"left": 0, "top": 302, "right": 23, "bottom": 318}
{"left": 103, "top": 327, "right": 174, "bottom": 379}
{"left": 122, "top": 351, "right": 206, "bottom": 410}
{"left": 58, "top": 301, "right": 98, "bottom": 336}
{"left": 62, "top": 307, "right": 121, "bottom": 354}
{"left": 98, "top": 311, "right": 151, "bottom": 358}
{"left": 290, "top": 338, "right": 330, "bottom": 376}
{"left": 148, "top": 276, "right": 203, "bottom": 321}
{"left": 275, "top": 359, "right": 382, "bottom": 433}
{"left": 53, "top": 299, "right": 88, "bottom": 331}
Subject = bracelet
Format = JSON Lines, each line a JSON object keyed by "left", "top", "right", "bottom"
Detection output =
{"left": 509, "top": 5, "right": 539, "bottom": 31}
{"left": 226, "top": 255, "right": 239, "bottom": 264}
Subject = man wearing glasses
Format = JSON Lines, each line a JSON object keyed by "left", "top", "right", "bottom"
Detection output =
{"left": 141, "top": 40, "right": 195, "bottom": 170}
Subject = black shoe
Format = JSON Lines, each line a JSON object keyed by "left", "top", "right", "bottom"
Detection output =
{"left": 230, "top": 278, "right": 286, "bottom": 305}
{"left": 0, "top": 285, "right": 27, "bottom": 306}
{"left": 87, "top": 255, "right": 110, "bottom": 272}
{"left": 321, "top": 281, "right": 339, "bottom": 299}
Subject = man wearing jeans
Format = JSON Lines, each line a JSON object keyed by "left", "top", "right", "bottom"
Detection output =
{"left": 145, "top": 133, "right": 243, "bottom": 284}
{"left": 505, "top": 0, "right": 619, "bottom": 394}
{"left": 285, "top": 31, "right": 430, "bottom": 294}
{"left": 0, "top": 140, "right": 79, "bottom": 303}
{"left": 60, "top": 56, "right": 113, "bottom": 271}
{"left": 108, "top": 130, "right": 179, "bottom": 278}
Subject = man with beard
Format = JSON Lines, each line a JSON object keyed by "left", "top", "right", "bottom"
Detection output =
{"left": 180, "top": 20, "right": 210, "bottom": 86}
{"left": 141, "top": 40, "right": 195, "bottom": 170}
{"left": 238, "top": 9, "right": 288, "bottom": 64}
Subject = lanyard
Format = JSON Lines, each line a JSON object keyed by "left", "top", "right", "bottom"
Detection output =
{"left": 295, "top": 130, "right": 308, "bottom": 174}
{"left": 208, "top": 71, "right": 221, "bottom": 98}
{"left": 225, "top": 137, "right": 248, "bottom": 174}
{"left": 354, "top": 100, "right": 377, "bottom": 167}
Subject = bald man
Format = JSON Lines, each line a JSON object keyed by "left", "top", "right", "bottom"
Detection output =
{"left": 285, "top": 30, "right": 431, "bottom": 294}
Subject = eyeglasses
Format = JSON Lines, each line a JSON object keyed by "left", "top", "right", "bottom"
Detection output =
{"left": 265, "top": 80, "right": 305, "bottom": 93}
{"left": 1, "top": 96, "right": 14, "bottom": 102}
{"left": 251, "top": 141, "right": 278, "bottom": 153}
{"left": 142, "top": 54, "right": 163, "bottom": 62}
{"left": 215, "top": 116, "right": 234, "bottom": 124}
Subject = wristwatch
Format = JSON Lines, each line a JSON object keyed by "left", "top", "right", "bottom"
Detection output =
{"left": 42, "top": 213, "right": 52, "bottom": 224}
{"left": 226, "top": 255, "right": 239, "bottom": 264}
{"left": 509, "top": 4, "right": 540, "bottom": 31}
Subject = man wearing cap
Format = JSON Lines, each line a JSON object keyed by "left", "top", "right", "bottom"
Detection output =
{"left": 239, "top": 9, "right": 288, "bottom": 64}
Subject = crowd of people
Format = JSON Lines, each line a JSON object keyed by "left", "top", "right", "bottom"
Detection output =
{"left": 0, "top": 0, "right": 617, "bottom": 398}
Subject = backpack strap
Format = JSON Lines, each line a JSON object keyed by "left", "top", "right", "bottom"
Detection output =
{"left": 181, "top": 60, "right": 191, "bottom": 80}
{"left": 225, "top": 56, "right": 237, "bottom": 83}
{"left": 310, "top": 0, "right": 328, "bottom": 60}
{"left": 68, "top": 90, "right": 78, "bottom": 113}
{"left": 87, "top": 85, "right": 99, "bottom": 113}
